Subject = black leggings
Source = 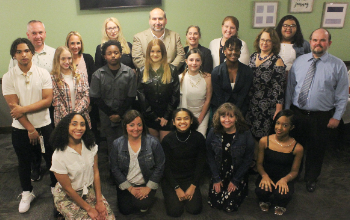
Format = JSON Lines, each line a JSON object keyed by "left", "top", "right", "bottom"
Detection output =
{"left": 162, "top": 179, "right": 202, "bottom": 217}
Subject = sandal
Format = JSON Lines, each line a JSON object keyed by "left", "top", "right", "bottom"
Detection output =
{"left": 274, "top": 206, "right": 286, "bottom": 215}
{"left": 259, "top": 202, "right": 270, "bottom": 212}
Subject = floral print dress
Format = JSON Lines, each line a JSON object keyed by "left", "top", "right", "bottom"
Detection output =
{"left": 246, "top": 53, "right": 286, "bottom": 139}
{"left": 208, "top": 133, "right": 248, "bottom": 212}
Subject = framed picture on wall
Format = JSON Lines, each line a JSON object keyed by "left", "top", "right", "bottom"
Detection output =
{"left": 253, "top": 1, "right": 279, "bottom": 28}
{"left": 321, "top": 2, "right": 348, "bottom": 28}
{"left": 289, "top": 0, "right": 314, "bottom": 13}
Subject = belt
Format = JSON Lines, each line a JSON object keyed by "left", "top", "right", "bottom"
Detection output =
{"left": 291, "top": 105, "right": 334, "bottom": 116}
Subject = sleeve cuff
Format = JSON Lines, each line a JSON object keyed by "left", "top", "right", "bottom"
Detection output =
{"left": 119, "top": 181, "right": 132, "bottom": 190}
{"left": 146, "top": 180, "right": 159, "bottom": 190}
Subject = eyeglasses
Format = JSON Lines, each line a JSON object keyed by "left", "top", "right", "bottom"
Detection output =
{"left": 106, "top": 26, "right": 119, "bottom": 32}
{"left": 282, "top": 24, "right": 297, "bottom": 29}
{"left": 260, "top": 38, "right": 272, "bottom": 44}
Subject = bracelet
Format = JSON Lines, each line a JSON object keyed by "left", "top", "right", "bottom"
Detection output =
{"left": 28, "top": 130, "right": 37, "bottom": 135}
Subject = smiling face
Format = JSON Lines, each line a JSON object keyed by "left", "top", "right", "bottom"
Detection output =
{"left": 275, "top": 116, "right": 294, "bottom": 138}
{"left": 221, "top": 20, "right": 237, "bottom": 40}
{"left": 224, "top": 44, "right": 241, "bottom": 63}
{"left": 173, "top": 110, "right": 192, "bottom": 133}
{"left": 281, "top": 19, "right": 297, "bottom": 42}
{"left": 59, "top": 49, "right": 73, "bottom": 72}
{"left": 69, "top": 115, "right": 86, "bottom": 142}
{"left": 186, "top": 27, "right": 200, "bottom": 48}
{"left": 68, "top": 35, "right": 82, "bottom": 55}
{"left": 149, "top": 8, "right": 167, "bottom": 33}
{"left": 310, "top": 29, "right": 332, "bottom": 58}
{"left": 14, "top": 43, "right": 33, "bottom": 67}
{"left": 126, "top": 116, "right": 143, "bottom": 140}
{"left": 26, "top": 22, "right": 46, "bottom": 49}
{"left": 220, "top": 112, "right": 236, "bottom": 132}
{"left": 106, "top": 21, "right": 119, "bottom": 40}
{"left": 186, "top": 53, "right": 202, "bottom": 73}
{"left": 150, "top": 45, "right": 162, "bottom": 63}
{"left": 259, "top": 32, "right": 273, "bottom": 53}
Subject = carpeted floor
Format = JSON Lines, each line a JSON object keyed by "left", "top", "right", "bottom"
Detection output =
{"left": 1, "top": 132, "right": 350, "bottom": 220}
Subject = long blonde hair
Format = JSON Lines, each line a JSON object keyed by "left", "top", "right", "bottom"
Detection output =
{"left": 101, "top": 17, "right": 130, "bottom": 54}
{"left": 51, "top": 46, "right": 79, "bottom": 84}
{"left": 65, "top": 31, "right": 84, "bottom": 54}
{"left": 143, "top": 39, "right": 171, "bottom": 84}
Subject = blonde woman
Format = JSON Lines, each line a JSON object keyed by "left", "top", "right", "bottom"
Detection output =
{"left": 95, "top": 17, "right": 134, "bottom": 69}
{"left": 51, "top": 46, "right": 90, "bottom": 127}
{"left": 137, "top": 39, "right": 180, "bottom": 141}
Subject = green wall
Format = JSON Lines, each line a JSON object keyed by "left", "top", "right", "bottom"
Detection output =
{"left": 1, "top": 0, "right": 349, "bottom": 77}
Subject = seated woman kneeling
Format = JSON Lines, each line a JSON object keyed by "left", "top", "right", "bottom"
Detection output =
{"left": 110, "top": 110, "right": 165, "bottom": 215}
{"left": 50, "top": 113, "right": 115, "bottom": 220}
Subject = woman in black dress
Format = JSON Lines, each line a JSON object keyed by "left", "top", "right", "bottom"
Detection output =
{"left": 206, "top": 103, "right": 254, "bottom": 212}
{"left": 256, "top": 109, "right": 303, "bottom": 215}
{"left": 161, "top": 108, "right": 206, "bottom": 217}
{"left": 137, "top": 39, "right": 180, "bottom": 141}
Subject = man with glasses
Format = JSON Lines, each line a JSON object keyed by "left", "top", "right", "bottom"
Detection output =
{"left": 132, "top": 8, "right": 185, "bottom": 70}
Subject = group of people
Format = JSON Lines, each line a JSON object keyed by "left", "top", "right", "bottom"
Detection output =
{"left": 2, "top": 6, "right": 348, "bottom": 219}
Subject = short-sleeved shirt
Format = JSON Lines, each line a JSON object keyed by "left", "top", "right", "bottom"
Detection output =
{"left": 9, "top": 44, "right": 55, "bottom": 73}
{"left": 89, "top": 63, "right": 137, "bottom": 111}
{"left": 50, "top": 142, "right": 98, "bottom": 193}
{"left": 2, "top": 64, "right": 52, "bottom": 129}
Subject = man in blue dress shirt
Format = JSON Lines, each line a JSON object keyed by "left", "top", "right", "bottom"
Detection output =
{"left": 285, "top": 28, "right": 348, "bottom": 192}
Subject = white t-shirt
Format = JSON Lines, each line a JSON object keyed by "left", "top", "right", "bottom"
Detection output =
{"left": 61, "top": 73, "right": 76, "bottom": 110}
{"left": 2, "top": 64, "right": 52, "bottom": 129}
{"left": 50, "top": 142, "right": 98, "bottom": 194}
{"left": 279, "top": 43, "right": 296, "bottom": 71}
{"left": 126, "top": 141, "right": 145, "bottom": 185}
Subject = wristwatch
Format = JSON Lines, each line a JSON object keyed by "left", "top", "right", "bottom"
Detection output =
{"left": 174, "top": 185, "right": 180, "bottom": 190}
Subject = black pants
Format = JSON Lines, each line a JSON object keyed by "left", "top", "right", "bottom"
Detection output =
{"left": 290, "top": 105, "right": 333, "bottom": 182}
{"left": 12, "top": 124, "right": 57, "bottom": 191}
{"left": 116, "top": 185, "right": 156, "bottom": 215}
{"left": 255, "top": 177, "right": 294, "bottom": 208}
{"left": 162, "top": 179, "right": 202, "bottom": 217}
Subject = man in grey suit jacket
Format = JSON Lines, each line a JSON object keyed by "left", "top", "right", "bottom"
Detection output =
{"left": 132, "top": 8, "right": 185, "bottom": 70}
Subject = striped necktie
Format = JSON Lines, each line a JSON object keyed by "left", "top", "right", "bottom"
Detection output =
{"left": 297, "top": 58, "right": 320, "bottom": 107}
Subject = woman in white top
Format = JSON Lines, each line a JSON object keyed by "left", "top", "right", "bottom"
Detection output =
{"left": 51, "top": 46, "right": 91, "bottom": 127}
{"left": 209, "top": 16, "right": 250, "bottom": 67}
{"left": 50, "top": 113, "right": 115, "bottom": 220}
{"left": 179, "top": 49, "right": 212, "bottom": 137}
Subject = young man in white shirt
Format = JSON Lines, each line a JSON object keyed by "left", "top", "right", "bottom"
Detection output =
{"left": 2, "top": 38, "right": 57, "bottom": 213}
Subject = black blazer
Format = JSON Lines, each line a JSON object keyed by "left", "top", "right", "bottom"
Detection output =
{"left": 179, "top": 44, "right": 213, "bottom": 74}
{"left": 82, "top": 53, "right": 96, "bottom": 85}
{"left": 211, "top": 61, "right": 253, "bottom": 115}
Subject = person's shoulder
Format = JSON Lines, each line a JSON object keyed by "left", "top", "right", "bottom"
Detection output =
{"left": 161, "top": 131, "right": 175, "bottom": 143}
{"left": 293, "top": 142, "right": 304, "bottom": 154}
{"left": 192, "top": 130, "right": 205, "bottom": 140}
{"left": 83, "top": 53, "right": 93, "bottom": 60}
{"left": 145, "top": 134, "right": 161, "bottom": 144}
{"left": 33, "top": 64, "right": 50, "bottom": 76}
{"left": 134, "top": 29, "right": 150, "bottom": 37}
{"left": 325, "top": 53, "right": 345, "bottom": 65}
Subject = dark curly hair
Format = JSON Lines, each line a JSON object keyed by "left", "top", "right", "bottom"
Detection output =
{"left": 10, "top": 38, "right": 35, "bottom": 58}
{"left": 122, "top": 110, "right": 148, "bottom": 137}
{"left": 171, "top": 108, "right": 199, "bottom": 131}
{"left": 253, "top": 27, "right": 281, "bottom": 55}
{"left": 50, "top": 112, "right": 95, "bottom": 151}
{"left": 224, "top": 35, "right": 242, "bottom": 50}
{"left": 212, "top": 103, "right": 249, "bottom": 134}
{"left": 270, "top": 109, "right": 296, "bottom": 135}
{"left": 101, "top": 40, "right": 122, "bottom": 56}
{"left": 276, "top": 15, "right": 305, "bottom": 47}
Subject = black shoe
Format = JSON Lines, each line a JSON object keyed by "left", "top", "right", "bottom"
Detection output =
{"left": 31, "top": 168, "right": 41, "bottom": 182}
{"left": 306, "top": 181, "right": 316, "bottom": 192}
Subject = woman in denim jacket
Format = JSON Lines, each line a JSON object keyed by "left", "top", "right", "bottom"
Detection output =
{"left": 206, "top": 103, "right": 254, "bottom": 212}
{"left": 110, "top": 110, "right": 165, "bottom": 215}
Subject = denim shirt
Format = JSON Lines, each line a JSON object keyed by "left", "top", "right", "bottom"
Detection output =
{"left": 206, "top": 128, "right": 254, "bottom": 186}
{"left": 110, "top": 134, "right": 165, "bottom": 190}
{"left": 292, "top": 40, "right": 311, "bottom": 58}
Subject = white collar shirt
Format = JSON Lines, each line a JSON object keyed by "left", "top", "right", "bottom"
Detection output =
{"left": 8, "top": 44, "right": 56, "bottom": 73}
{"left": 151, "top": 29, "right": 165, "bottom": 41}
{"left": 2, "top": 64, "right": 52, "bottom": 129}
{"left": 50, "top": 142, "right": 98, "bottom": 194}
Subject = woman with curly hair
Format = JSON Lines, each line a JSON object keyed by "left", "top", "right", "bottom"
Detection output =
{"left": 50, "top": 113, "right": 115, "bottom": 220}
{"left": 51, "top": 46, "right": 91, "bottom": 127}
{"left": 206, "top": 103, "right": 254, "bottom": 212}
{"left": 95, "top": 17, "right": 134, "bottom": 70}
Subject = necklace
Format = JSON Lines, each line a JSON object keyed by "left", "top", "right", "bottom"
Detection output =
{"left": 274, "top": 134, "right": 295, "bottom": 147}
{"left": 188, "top": 73, "right": 202, "bottom": 88}
{"left": 176, "top": 130, "right": 191, "bottom": 143}
{"left": 258, "top": 53, "right": 271, "bottom": 61}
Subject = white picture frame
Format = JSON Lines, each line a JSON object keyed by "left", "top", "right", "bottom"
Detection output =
{"left": 321, "top": 2, "right": 348, "bottom": 28}
{"left": 253, "top": 1, "right": 279, "bottom": 28}
{"left": 289, "top": 0, "right": 314, "bottom": 13}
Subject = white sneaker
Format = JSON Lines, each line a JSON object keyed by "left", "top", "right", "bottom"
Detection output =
{"left": 18, "top": 190, "right": 35, "bottom": 213}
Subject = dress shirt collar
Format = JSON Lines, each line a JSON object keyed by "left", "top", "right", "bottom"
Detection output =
{"left": 14, "top": 63, "right": 34, "bottom": 76}
{"left": 309, "top": 52, "right": 329, "bottom": 62}
{"left": 36, "top": 43, "right": 48, "bottom": 55}
{"left": 151, "top": 29, "right": 165, "bottom": 41}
